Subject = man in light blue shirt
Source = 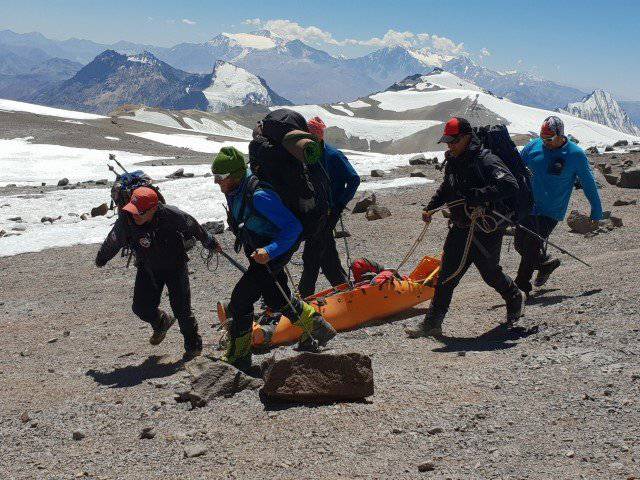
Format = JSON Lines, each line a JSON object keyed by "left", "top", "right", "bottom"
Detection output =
{"left": 514, "top": 116, "right": 603, "bottom": 295}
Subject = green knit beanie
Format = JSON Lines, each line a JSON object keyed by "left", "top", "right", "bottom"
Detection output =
{"left": 212, "top": 147, "right": 247, "bottom": 180}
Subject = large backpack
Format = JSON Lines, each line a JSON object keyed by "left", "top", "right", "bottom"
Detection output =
{"left": 110, "top": 170, "right": 166, "bottom": 210}
{"left": 249, "top": 109, "right": 330, "bottom": 239}
{"left": 473, "top": 124, "right": 534, "bottom": 222}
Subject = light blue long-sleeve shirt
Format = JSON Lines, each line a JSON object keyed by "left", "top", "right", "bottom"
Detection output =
{"left": 521, "top": 138, "right": 603, "bottom": 221}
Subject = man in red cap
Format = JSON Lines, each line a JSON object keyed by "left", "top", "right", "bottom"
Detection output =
{"left": 406, "top": 117, "right": 524, "bottom": 338}
{"left": 95, "top": 187, "right": 220, "bottom": 360}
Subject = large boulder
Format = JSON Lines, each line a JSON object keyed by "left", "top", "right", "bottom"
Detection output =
{"left": 566, "top": 210, "right": 598, "bottom": 234}
{"left": 90, "top": 203, "right": 109, "bottom": 217}
{"left": 604, "top": 173, "right": 620, "bottom": 186}
{"left": 57, "top": 178, "right": 69, "bottom": 187}
{"left": 366, "top": 205, "right": 391, "bottom": 221}
{"left": 175, "top": 356, "right": 262, "bottom": 407}
{"left": 613, "top": 140, "right": 629, "bottom": 147}
{"left": 201, "top": 220, "right": 225, "bottom": 234}
{"left": 618, "top": 167, "right": 640, "bottom": 189}
{"left": 352, "top": 193, "right": 376, "bottom": 214}
{"left": 408, "top": 154, "right": 428, "bottom": 166}
{"left": 410, "top": 170, "right": 427, "bottom": 178}
{"left": 370, "top": 169, "right": 385, "bottom": 178}
{"left": 586, "top": 146, "right": 599, "bottom": 155}
{"left": 261, "top": 352, "right": 374, "bottom": 403}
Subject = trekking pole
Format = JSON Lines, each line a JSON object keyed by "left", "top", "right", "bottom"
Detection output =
{"left": 220, "top": 250, "right": 248, "bottom": 274}
{"left": 339, "top": 214, "right": 354, "bottom": 287}
{"left": 109, "top": 153, "right": 129, "bottom": 174}
{"left": 490, "top": 209, "right": 592, "bottom": 268}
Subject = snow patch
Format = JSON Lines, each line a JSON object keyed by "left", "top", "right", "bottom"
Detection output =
{"left": 0, "top": 99, "right": 104, "bottom": 120}
{"left": 330, "top": 105, "right": 355, "bottom": 116}
{"left": 223, "top": 33, "right": 276, "bottom": 50}
{"left": 104, "top": 136, "right": 120, "bottom": 141}
{"left": 360, "top": 177, "right": 433, "bottom": 191}
{"left": 203, "top": 62, "right": 271, "bottom": 112}
{"left": 347, "top": 100, "right": 371, "bottom": 109}
{"left": 127, "top": 132, "right": 249, "bottom": 154}
{"left": 130, "top": 109, "right": 184, "bottom": 130}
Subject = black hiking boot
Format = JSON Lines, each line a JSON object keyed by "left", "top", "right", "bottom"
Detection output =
{"left": 504, "top": 289, "right": 525, "bottom": 325}
{"left": 534, "top": 258, "right": 561, "bottom": 288}
{"left": 297, "top": 314, "right": 337, "bottom": 351}
{"left": 405, "top": 308, "right": 446, "bottom": 338}
{"left": 149, "top": 311, "right": 175, "bottom": 346}
{"left": 182, "top": 334, "right": 203, "bottom": 362}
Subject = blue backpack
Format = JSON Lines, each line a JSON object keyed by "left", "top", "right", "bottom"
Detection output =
{"left": 110, "top": 170, "right": 165, "bottom": 210}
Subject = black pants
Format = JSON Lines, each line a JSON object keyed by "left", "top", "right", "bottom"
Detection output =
{"left": 131, "top": 263, "right": 199, "bottom": 347}
{"left": 299, "top": 212, "right": 348, "bottom": 298}
{"left": 228, "top": 253, "right": 301, "bottom": 338}
{"left": 514, "top": 214, "right": 558, "bottom": 293}
{"left": 432, "top": 225, "right": 517, "bottom": 313}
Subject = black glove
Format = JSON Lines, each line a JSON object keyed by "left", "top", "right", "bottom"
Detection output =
{"left": 202, "top": 232, "right": 220, "bottom": 251}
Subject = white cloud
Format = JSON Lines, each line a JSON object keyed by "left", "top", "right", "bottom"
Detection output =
{"left": 481, "top": 47, "right": 491, "bottom": 57}
{"left": 182, "top": 19, "right": 196, "bottom": 25}
{"left": 241, "top": 18, "right": 466, "bottom": 56}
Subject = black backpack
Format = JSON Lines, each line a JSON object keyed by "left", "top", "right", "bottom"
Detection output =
{"left": 473, "top": 124, "right": 534, "bottom": 222}
{"left": 249, "top": 109, "right": 330, "bottom": 239}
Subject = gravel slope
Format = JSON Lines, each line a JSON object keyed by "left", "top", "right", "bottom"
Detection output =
{"left": 1, "top": 159, "right": 639, "bottom": 480}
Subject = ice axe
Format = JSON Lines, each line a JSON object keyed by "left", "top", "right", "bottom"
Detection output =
{"left": 490, "top": 209, "right": 592, "bottom": 268}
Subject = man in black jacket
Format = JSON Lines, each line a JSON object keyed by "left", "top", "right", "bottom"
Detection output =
{"left": 405, "top": 117, "right": 524, "bottom": 338}
{"left": 95, "top": 187, "right": 219, "bottom": 359}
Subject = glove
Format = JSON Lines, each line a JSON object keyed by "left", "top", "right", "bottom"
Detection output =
{"left": 202, "top": 233, "right": 220, "bottom": 252}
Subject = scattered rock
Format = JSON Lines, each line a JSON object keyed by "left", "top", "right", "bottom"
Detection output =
{"left": 57, "top": 178, "right": 69, "bottom": 187}
{"left": 370, "top": 169, "right": 385, "bottom": 178}
{"left": 596, "top": 162, "right": 612, "bottom": 174}
{"left": 183, "top": 444, "right": 207, "bottom": 458}
{"left": 62, "top": 185, "right": 77, "bottom": 190}
{"left": 566, "top": 210, "right": 598, "bottom": 234}
{"left": 201, "top": 220, "right": 225, "bottom": 235}
{"left": 409, "top": 154, "right": 428, "bottom": 165}
{"left": 166, "top": 168, "right": 194, "bottom": 179}
{"left": 72, "top": 430, "right": 86, "bottom": 441}
{"left": 139, "top": 427, "right": 156, "bottom": 440}
{"left": 418, "top": 461, "right": 436, "bottom": 472}
{"left": 11, "top": 225, "right": 26, "bottom": 232}
{"left": 80, "top": 213, "right": 90, "bottom": 220}
{"left": 95, "top": 179, "right": 109, "bottom": 185}
{"left": 618, "top": 167, "right": 640, "bottom": 189}
{"left": 613, "top": 140, "right": 629, "bottom": 147}
{"left": 261, "top": 352, "right": 374, "bottom": 403}
{"left": 68, "top": 213, "right": 79, "bottom": 217}
{"left": 613, "top": 198, "right": 637, "bottom": 206}
{"left": 47, "top": 337, "right": 58, "bottom": 344}
{"left": 8, "top": 217, "right": 22, "bottom": 222}
{"left": 605, "top": 146, "right": 614, "bottom": 152}
{"left": 0, "top": 229, "right": 5, "bottom": 238}
{"left": 586, "top": 146, "right": 599, "bottom": 155}
{"left": 40, "top": 216, "right": 61, "bottom": 224}
{"left": 334, "top": 230, "right": 351, "bottom": 239}
{"left": 427, "top": 426, "right": 443, "bottom": 435}
{"left": 410, "top": 170, "right": 427, "bottom": 178}
{"left": 91, "top": 203, "right": 109, "bottom": 217}
{"left": 604, "top": 174, "right": 620, "bottom": 186}
{"left": 352, "top": 193, "right": 376, "bottom": 214}
{"left": 366, "top": 205, "right": 391, "bottom": 221}
{"left": 20, "top": 411, "right": 30, "bottom": 424}
{"left": 175, "top": 356, "right": 262, "bottom": 407}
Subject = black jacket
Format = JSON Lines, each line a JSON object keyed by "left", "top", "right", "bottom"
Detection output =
{"left": 95, "top": 204, "right": 207, "bottom": 270}
{"left": 426, "top": 135, "right": 519, "bottom": 225}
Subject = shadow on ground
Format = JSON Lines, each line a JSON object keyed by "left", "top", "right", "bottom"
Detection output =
{"left": 86, "top": 355, "right": 183, "bottom": 388}
{"left": 431, "top": 323, "right": 539, "bottom": 353}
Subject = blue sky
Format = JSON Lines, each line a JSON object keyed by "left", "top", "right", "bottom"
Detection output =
{"left": 1, "top": 0, "right": 638, "bottom": 99}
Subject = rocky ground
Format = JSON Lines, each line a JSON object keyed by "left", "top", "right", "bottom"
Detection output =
{"left": 1, "top": 153, "right": 639, "bottom": 480}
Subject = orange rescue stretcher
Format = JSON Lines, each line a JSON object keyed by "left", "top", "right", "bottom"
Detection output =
{"left": 217, "top": 255, "right": 440, "bottom": 348}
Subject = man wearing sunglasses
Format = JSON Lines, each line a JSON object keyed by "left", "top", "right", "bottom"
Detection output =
{"left": 212, "top": 147, "right": 336, "bottom": 372}
{"left": 406, "top": 117, "right": 524, "bottom": 338}
{"left": 514, "top": 116, "right": 603, "bottom": 296}
{"left": 95, "top": 187, "right": 220, "bottom": 360}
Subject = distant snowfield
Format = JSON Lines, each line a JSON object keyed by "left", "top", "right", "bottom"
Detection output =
{"left": 126, "top": 132, "right": 250, "bottom": 154}
{"left": 0, "top": 99, "right": 104, "bottom": 120}
{"left": 0, "top": 137, "right": 191, "bottom": 186}
{"left": 370, "top": 88, "right": 640, "bottom": 146}
{"left": 203, "top": 62, "right": 270, "bottom": 112}
{"left": 361, "top": 177, "right": 433, "bottom": 190}
{"left": 282, "top": 105, "right": 442, "bottom": 143}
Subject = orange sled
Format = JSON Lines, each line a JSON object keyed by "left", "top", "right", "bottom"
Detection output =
{"left": 217, "top": 255, "right": 441, "bottom": 348}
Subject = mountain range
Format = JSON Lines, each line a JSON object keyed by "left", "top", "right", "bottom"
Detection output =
{"left": 560, "top": 90, "right": 640, "bottom": 136}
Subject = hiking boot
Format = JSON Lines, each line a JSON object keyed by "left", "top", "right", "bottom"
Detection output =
{"left": 405, "top": 308, "right": 445, "bottom": 338}
{"left": 221, "top": 330, "right": 252, "bottom": 373}
{"left": 149, "top": 311, "right": 175, "bottom": 346}
{"left": 297, "top": 313, "right": 337, "bottom": 351}
{"left": 182, "top": 332, "right": 203, "bottom": 362}
{"left": 534, "top": 258, "right": 561, "bottom": 288}
{"left": 504, "top": 289, "right": 525, "bottom": 324}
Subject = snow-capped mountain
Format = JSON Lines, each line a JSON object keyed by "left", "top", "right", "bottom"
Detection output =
{"left": 30, "top": 50, "right": 211, "bottom": 114}
{"left": 203, "top": 60, "right": 290, "bottom": 113}
{"left": 279, "top": 70, "right": 639, "bottom": 154}
{"left": 560, "top": 90, "right": 640, "bottom": 136}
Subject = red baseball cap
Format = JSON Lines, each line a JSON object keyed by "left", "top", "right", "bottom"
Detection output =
{"left": 438, "top": 117, "right": 472, "bottom": 143}
{"left": 122, "top": 187, "right": 159, "bottom": 215}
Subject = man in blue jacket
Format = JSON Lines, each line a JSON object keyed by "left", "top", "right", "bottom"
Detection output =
{"left": 212, "top": 147, "right": 336, "bottom": 371}
{"left": 514, "top": 116, "right": 603, "bottom": 296}
{"left": 298, "top": 116, "right": 361, "bottom": 297}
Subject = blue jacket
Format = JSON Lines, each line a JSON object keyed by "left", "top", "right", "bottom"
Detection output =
{"left": 521, "top": 138, "right": 603, "bottom": 221}
{"left": 320, "top": 143, "right": 360, "bottom": 211}
{"left": 226, "top": 173, "right": 302, "bottom": 259}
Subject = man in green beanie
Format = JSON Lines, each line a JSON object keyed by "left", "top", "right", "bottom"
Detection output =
{"left": 212, "top": 146, "right": 336, "bottom": 372}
